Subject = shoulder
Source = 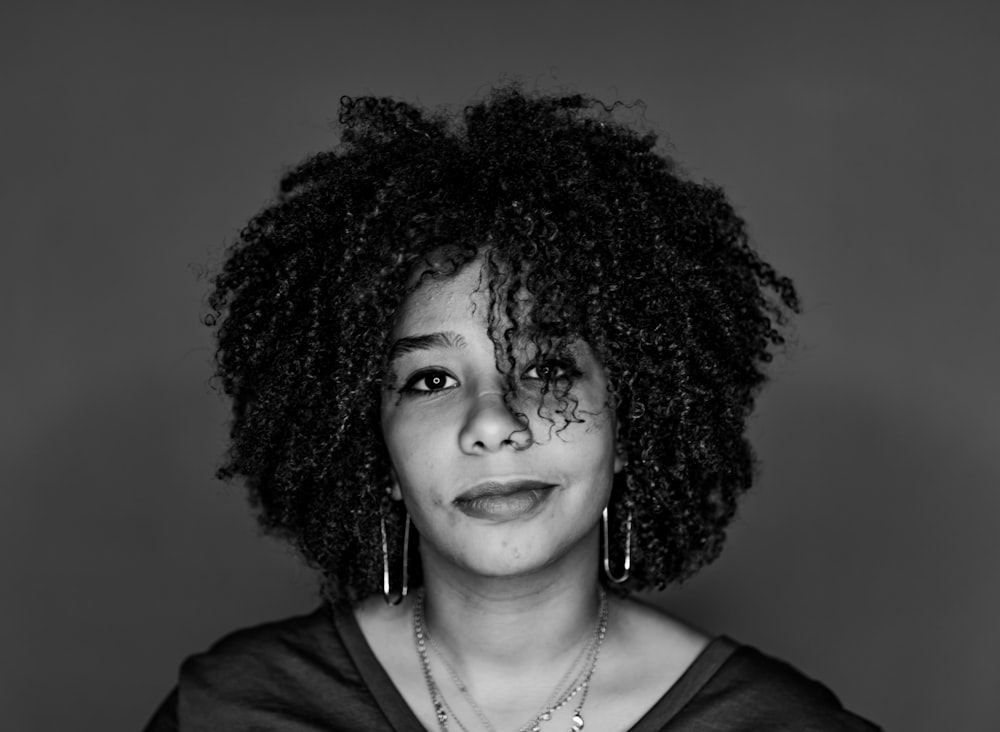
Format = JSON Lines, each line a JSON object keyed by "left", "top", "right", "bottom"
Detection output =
{"left": 180, "top": 606, "right": 339, "bottom": 686}
{"left": 613, "top": 595, "right": 710, "bottom": 651}
{"left": 676, "top": 640, "right": 882, "bottom": 731}
{"left": 174, "top": 606, "right": 377, "bottom": 730}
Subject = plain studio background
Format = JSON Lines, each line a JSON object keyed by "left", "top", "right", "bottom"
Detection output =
{"left": 2, "top": 2, "right": 998, "bottom": 730}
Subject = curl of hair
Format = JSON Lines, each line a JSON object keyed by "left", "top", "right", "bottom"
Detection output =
{"left": 207, "top": 84, "right": 799, "bottom": 604}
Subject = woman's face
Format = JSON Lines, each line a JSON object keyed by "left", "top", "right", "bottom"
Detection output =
{"left": 380, "top": 260, "right": 623, "bottom": 581}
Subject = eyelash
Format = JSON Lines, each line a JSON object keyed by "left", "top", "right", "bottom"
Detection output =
{"left": 522, "top": 358, "right": 578, "bottom": 382}
{"left": 399, "top": 359, "right": 580, "bottom": 397}
{"left": 400, "top": 369, "right": 459, "bottom": 395}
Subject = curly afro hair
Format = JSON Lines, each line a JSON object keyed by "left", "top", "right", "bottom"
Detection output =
{"left": 207, "top": 84, "right": 799, "bottom": 605}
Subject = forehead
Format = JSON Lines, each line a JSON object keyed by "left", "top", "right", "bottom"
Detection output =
{"left": 387, "top": 257, "right": 608, "bottom": 380}
{"left": 392, "top": 261, "right": 487, "bottom": 335}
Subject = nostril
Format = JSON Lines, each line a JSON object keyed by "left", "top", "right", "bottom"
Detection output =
{"left": 459, "top": 394, "right": 535, "bottom": 453}
{"left": 504, "top": 427, "right": 533, "bottom": 449}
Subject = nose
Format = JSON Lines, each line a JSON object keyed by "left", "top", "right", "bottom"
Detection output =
{"left": 459, "top": 390, "right": 533, "bottom": 453}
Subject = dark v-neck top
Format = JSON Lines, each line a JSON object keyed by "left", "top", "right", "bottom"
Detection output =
{"left": 143, "top": 606, "right": 880, "bottom": 731}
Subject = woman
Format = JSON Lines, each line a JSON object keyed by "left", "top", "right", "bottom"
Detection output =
{"left": 145, "top": 86, "right": 879, "bottom": 730}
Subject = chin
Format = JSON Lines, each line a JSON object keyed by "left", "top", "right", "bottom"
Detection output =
{"left": 451, "top": 536, "right": 579, "bottom": 581}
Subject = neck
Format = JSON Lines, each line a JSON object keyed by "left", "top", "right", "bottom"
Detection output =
{"left": 417, "top": 525, "right": 604, "bottom": 672}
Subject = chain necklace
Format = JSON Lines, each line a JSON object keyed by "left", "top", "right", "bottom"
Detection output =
{"left": 413, "top": 588, "right": 609, "bottom": 732}
{"left": 428, "top": 622, "right": 595, "bottom": 732}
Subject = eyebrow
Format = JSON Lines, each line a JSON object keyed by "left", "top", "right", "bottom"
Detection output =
{"left": 387, "top": 331, "right": 467, "bottom": 364}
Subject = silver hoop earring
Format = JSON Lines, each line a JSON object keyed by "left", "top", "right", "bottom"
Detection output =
{"left": 381, "top": 512, "right": 410, "bottom": 605}
{"left": 602, "top": 505, "right": 631, "bottom": 583}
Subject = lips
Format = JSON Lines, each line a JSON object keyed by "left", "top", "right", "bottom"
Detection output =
{"left": 454, "top": 480, "right": 556, "bottom": 521}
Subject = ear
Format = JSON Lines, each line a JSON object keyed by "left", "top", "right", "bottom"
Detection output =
{"left": 388, "top": 465, "right": 403, "bottom": 501}
{"left": 614, "top": 444, "right": 627, "bottom": 474}
{"left": 613, "top": 420, "right": 627, "bottom": 474}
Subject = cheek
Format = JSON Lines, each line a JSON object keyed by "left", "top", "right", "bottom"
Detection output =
{"left": 382, "top": 413, "right": 451, "bottom": 500}
{"left": 579, "top": 418, "right": 621, "bottom": 491}
{"left": 384, "top": 405, "right": 445, "bottom": 454}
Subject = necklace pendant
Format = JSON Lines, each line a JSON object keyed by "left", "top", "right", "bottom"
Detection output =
{"left": 570, "top": 713, "right": 584, "bottom": 731}
{"left": 435, "top": 703, "right": 448, "bottom": 725}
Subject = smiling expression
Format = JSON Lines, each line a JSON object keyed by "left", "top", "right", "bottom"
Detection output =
{"left": 380, "top": 259, "right": 624, "bottom": 580}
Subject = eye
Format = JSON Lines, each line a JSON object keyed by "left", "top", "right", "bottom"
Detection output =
{"left": 522, "top": 359, "right": 578, "bottom": 382}
{"left": 402, "top": 369, "right": 458, "bottom": 394}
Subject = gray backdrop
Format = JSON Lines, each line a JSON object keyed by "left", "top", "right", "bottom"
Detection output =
{"left": 3, "top": 2, "right": 998, "bottom": 730}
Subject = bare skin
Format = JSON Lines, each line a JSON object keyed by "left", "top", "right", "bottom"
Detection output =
{"left": 355, "top": 579, "right": 709, "bottom": 731}
{"left": 361, "top": 259, "right": 710, "bottom": 730}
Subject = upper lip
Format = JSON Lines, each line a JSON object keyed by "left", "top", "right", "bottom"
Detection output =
{"left": 455, "top": 479, "right": 555, "bottom": 502}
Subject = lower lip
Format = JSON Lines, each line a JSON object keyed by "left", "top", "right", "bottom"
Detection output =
{"left": 454, "top": 488, "right": 554, "bottom": 521}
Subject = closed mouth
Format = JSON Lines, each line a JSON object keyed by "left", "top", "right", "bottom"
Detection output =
{"left": 455, "top": 479, "right": 555, "bottom": 502}
{"left": 453, "top": 480, "right": 557, "bottom": 521}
